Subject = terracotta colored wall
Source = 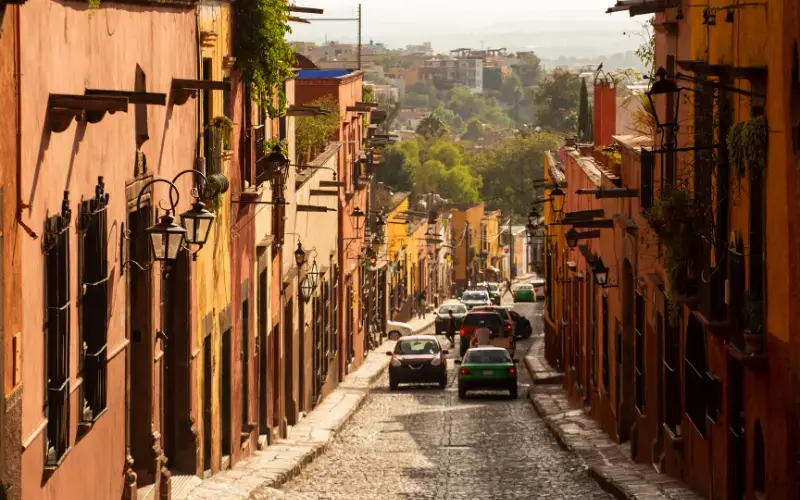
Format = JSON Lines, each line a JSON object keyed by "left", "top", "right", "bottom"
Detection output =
{"left": 16, "top": 1, "right": 197, "bottom": 497}
{"left": 593, "top": 81, "right": 616, "bottom": 148}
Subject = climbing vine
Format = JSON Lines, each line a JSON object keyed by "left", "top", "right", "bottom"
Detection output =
{"left": 208, "top": 116, "right": 234, "bottom": 150}
{"left": 726, "top": 115, "right": 768, "bottom": 179}
{"left": 234, "top": 0, "right": 296, "bottom": 117}
{"left": 647, "top": 187, "right": 698, "bottom": 295}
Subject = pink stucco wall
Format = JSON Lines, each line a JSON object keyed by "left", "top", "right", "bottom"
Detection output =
{"left": 17, "top": 1, "right": 197, "bottom": 498}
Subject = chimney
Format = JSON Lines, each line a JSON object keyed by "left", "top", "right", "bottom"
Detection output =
{"left": 593, "top": 77, "right": 617, "bottom": 147}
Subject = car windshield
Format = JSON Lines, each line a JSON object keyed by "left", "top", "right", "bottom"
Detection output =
{"left": 438, "top": 304, "right": 467, "bottom": 315}
{"left": 532, "top": 281, "right": 545, "bottom": 287}
{"left": 462, "top": 291, "right": 488, "bottom": 300}
{"left": 396, "top": 340, "right": 439, "bottom": 355}
{"left": 463, "top": 313, "right": 503, "bottom": 327}
{"left": 466, "top": 349, "right": 511, "bottom": 364}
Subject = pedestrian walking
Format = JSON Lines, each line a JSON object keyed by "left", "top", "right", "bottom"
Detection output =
{"left": 446, "top": 310, "right": 456, "bottom": 347}
{"left": 417, "top": 291, "right": 427, "bottom": 319}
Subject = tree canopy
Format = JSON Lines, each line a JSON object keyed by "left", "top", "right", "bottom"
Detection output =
{"left": 533, "top": 68, "right": 582, "bottom": 134}
{"left": 295, "top": 95, "right": 340, "bottom": 163}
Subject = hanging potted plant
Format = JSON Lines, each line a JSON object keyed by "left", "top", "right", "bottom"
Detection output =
{"left": 208, "top": 116, "right": 234, "bottom": 150}
{"left": 726, "top": 115, "right": 768, "bottom": 180}
{"left": 742, "top": 291, "right": 764, "bottom": 355}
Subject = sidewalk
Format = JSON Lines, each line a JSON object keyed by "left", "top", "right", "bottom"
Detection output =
{"left": 523, "top": 338, "right": 703, "bottom": 500}
{"left": 182, "top": 316, "right": 434, "bottom": 500}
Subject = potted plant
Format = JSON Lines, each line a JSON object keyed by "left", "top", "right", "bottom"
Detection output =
{"left": 742, "top": 291, "right": 764, "bottom": 355}
{"left": 208, "top": 116, "right": 234, "bottom": 150}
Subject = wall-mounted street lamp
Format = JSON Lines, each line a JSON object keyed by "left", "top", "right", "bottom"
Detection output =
{"left": 350, "top": 206, "right": 366, "bottom": 231}
{"left": 549, "top": 186, "right": 566, "bottom": 214}
{"left": 294, "top": 241, "right": 307, "bottom": 267}
{"left": 592, "top": 257, "right": 618, "bottom": 288}
{"left": 125, "top": 169, "right": 216, "bottom": 272}
{"left": 646, "top": 67, "right": 682, "bottom": 134}
{"left": 266, "top": 145, "right": 291, "bottom": 194}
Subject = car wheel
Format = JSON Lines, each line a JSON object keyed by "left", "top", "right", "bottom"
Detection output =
{"left": 439, "top": 374, "right": 447, "bottom": 389}
{"left": 509, "top": 385, "right": 518, "bottom": 399}
{"left": 458, "top": 384, "right": 467, "bottom": 399}
{"left": 388, "top": 330, "right": 401, "bottom": 341}
{"left": 389, "top": 379, "right": 399, "bottom": 390}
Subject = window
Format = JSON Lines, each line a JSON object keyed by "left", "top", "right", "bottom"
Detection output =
{"left": 684, "top": 314, "right": 706, "bottom": 436}
{"left": 634, "top": 292, "right": 645, "bottom": 412}
{"left": 79, "top": 182, "right": 109, "bottom": 429}
{"left": 589, "top": 276, "right": 596, "bottom": 390}
{"left": 44, "top": 212, "right": 71, "bottom": 466}
{"left": 602, "top": 293, "right": 609, "bottom": 392}
{"left": 664, "top": 298, "right": 682, "bottom": 433}
{"left": 312, "top": 295, "right": 323, "bottom": 403}
{"left": 331, "top": 265, "right": 339, "bottom": 360}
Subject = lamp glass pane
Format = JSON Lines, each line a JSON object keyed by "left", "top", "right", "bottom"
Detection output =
{"left": 197, "top": 217, "right": 213, "bottom": 245}
{"left": 182, "top": 215, "right": 198, "bottom": 244}
{"left": 150, "top": 232, "right": 165, "bottom": 261}
{"left": 166, "top": 232, "right": 184, "bottom": 260}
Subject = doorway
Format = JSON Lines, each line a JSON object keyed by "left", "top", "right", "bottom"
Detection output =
{"left": 258, "top": 267, "right": 269, "bottom": 441}
{"left": 163, "top": 250, "right": 194, "bottom": 473}
{"left": 619, "top": 258, "right": 635, "bottom": 441}
{"left": 283, "top": 297, "right": 295, "bottom": 428}
{"left": 128, "top": 206, "right": 155, "bottom": 487}
{"left": 221, "top": 328, "right": 232, "bottom": 459}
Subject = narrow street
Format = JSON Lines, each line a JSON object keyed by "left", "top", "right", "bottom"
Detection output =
{"left": 253, "top": 300, "right": 610, "bottom": 500}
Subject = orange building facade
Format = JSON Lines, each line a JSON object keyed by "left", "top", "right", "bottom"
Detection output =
{"left": 545, "top": 0, "right": 800, "bottom": 497}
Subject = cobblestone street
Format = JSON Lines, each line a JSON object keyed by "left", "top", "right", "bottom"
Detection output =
{"left": 253, "top": 302, "right": 610, "bottom": 500}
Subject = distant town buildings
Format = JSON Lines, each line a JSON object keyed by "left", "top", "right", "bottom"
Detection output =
{"left": 420, "top": 56, "right": 484, "bottom": 93}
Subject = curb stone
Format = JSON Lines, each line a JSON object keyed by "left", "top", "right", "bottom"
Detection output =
{"left": 522, "top": 338, "right": 702, "bottom": 500}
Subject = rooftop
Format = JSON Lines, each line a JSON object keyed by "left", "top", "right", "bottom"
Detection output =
{"left": 296, "top": 69, "right": 357, "bottom": 79}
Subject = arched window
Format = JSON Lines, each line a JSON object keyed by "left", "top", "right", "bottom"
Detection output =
{"left": 754, "top": 420, "right": 766, "bottom": 492}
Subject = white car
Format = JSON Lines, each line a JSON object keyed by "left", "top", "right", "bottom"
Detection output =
{"left": 531, "top": 279, "right": 546, "bottom": 299}
{"left": 386, "top": 320, "right": 414, "bottom": 340}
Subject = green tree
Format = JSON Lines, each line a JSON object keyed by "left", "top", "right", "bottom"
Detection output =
{"left": 295, "top": 95, "right": 341, "bottom": 163}
{"left": 406, "top": 81, "right": 439, "bottom": 108}
{"left": 578, "top": 78, "right": 591, "bottom": 141}
{"left": 440, "top": 164, "right": 481, "bottom": 203}
{"left": 533, "top": 68, "right": 582, "bottom": 134}
{"left": 483, "top": 67, "right": 504, "bottom": 91}
{"left": 416, "top": 113, "right": 448, "bottom": 139}
{"left": 514, "top": 52, "right": 545, "bottom": 87}
{"left": 473, "top": 131, "right": 563, "bottom": 217}
{"left": 461, "top": 119, "right": 485, "bottom": 141}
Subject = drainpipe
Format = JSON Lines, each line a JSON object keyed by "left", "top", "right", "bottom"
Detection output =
{"left": 195, "top": 6, "right": 202, "bottom": 161}
{"left": 15, "top": 7, "right": 36, "bottom": 240}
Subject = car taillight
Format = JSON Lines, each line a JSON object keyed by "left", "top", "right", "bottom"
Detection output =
{"left": 460, "top": 368, "right": 470, "bottom": 375}
{"left": 508, "top": 338, "right": 514, "bottom": 346}
{"left": 505, "top": 324, "right": 512, "bottom": 330}
{"left": 459, "top": 328, "right": 466, "bottom": 336}
{"left": 507, "top": 367, "right": 516, "bottom": 375}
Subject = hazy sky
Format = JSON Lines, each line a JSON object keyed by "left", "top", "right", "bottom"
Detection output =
{"left": 288, "top": 0, "right": 649, "bottom": 54}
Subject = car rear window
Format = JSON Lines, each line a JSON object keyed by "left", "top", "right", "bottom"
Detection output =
{"left": 462, "top": 291, "right": 488, "bottom": 300}
{"left": 515, "top": 284, "right": 533, "bottom": 290}
{"left": 438, "top": 304, "right": 467, "bottom": 314}
{"left": 463, "top": 312, "right": 503, "bottom": 327}
{"left": 466, "top": 349, "right": 511, "bottom": 364}
{"left": 472, "top": 307, "right": 509, "bottom": 321}
{"left": 395, "top": 339, "right": 439, "bottom": 355}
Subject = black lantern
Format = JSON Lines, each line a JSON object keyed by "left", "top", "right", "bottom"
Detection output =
{"left": 646, "top": 67, "right": 681, "bottom": 132}
{"left": 300, "top": 275, "right": 314, "bottom": 302}
{"left": 350, "top": 206, "right": 365, "bottom": 231}
{"left": 593, "top": 257, "right": 610, "bottom": 287}
{"left": 294, "top": 242, "right": 307, "bottom": 267}
{"left": 549, "top": 186, "right": 566, "bottom": 214}
{"left": 308, "top": 259, "right": 320, "bottom": 288}
{"left": 375, "top": 214, "right": 386, "bottom": 238}
{"left": 266, "top": 145, "right": 291, "bottom": 193}
{"left": 566, "top": 228, "right": 579, "bottom": 249}
{"left": 180, "top": 201, "right": 215, "bottom": 247}
{"left": 527, "top": 206, "right": 540, "bottom": 226}
{"left": 148, "top": 214, "right": 187, "bottom": 262}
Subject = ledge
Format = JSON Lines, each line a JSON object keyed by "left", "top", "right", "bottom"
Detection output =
{"left": 728, "top": 344, "right": 768, "bottom": 370}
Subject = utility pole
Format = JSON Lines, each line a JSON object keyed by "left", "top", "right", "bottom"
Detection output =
{"left": 508, "top": 216, "right": 514, "bottom": 279}
{"left": 357, "top": 4, "right": 362, "bottom": 70}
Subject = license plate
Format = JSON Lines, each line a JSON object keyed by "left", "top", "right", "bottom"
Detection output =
{"left": 482, "top": 370, "right": 493, "bottom": 376}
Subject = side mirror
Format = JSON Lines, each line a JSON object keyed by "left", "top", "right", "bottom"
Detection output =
{"left": 454, "top": 359, "right": 462, "bottom": 365}
{"left": 442, "top": 349, "right": 449, "bottom": 355}
{"left": 385, "top": 351, "right": 393, "bottom": 356}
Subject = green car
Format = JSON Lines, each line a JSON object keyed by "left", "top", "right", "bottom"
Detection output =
{"left": 512, "top": 283, "right": 535, "bottom": 302}
{"left": 455, "top": 347, "right": 518, "bottom": 399}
